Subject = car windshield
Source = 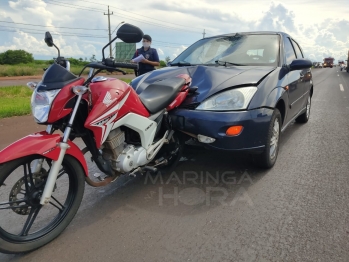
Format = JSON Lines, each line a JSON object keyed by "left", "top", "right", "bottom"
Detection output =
{"left": 171, "top": 34, "right": 280, "bottom": 66}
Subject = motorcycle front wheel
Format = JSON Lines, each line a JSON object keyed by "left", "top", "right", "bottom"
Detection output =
{"left": 0, "top": 155, "right": 85, "bottom": 254}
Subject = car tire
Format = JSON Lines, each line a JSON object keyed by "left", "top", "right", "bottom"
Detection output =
{"left": 295, "top": 94, "right": 311, "bottom": 123}
{"left": 252, "top": 109, "right": 281, "bottom": 169}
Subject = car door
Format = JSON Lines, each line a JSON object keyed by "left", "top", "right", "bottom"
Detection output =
{"left": 291, "top": 39, "right": 311, "bottom": 111}
{"left": 284, "top": 37, "right": 304, "bottom": 123}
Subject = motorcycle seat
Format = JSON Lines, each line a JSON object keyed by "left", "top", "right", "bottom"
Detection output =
{"left": 139, "top": 77, "right": 185, "bottom": 114}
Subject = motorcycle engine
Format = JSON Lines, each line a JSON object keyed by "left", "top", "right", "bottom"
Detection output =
{"left": 101, "top": 128, "right": 147, "bottom": 173}
{"left": 101, "top": 128, "right": 126, "bottom": 172}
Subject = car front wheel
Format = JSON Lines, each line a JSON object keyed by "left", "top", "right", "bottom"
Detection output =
{"left": 252, "top": 109, "right": 281, "bottom": 169}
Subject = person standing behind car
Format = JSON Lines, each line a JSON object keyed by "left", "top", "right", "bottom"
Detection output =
{"left": 132, "top": 34, "right": 160, "bottom": 76}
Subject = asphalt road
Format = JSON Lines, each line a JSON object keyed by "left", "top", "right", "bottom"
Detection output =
{"left": 1, "top": 68, "right": 349, "bottom": 262}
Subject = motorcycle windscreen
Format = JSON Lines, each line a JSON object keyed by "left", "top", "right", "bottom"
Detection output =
{"left": 37, "top": 63, "right": 78, "bottom": 91}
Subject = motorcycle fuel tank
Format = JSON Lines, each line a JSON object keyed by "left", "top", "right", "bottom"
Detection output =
{"left": 85, "top": 78, "right": 150, "bottom": 148}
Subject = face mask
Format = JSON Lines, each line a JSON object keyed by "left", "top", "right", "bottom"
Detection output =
{"left": 143, "top": 42, "right": 151, "bottom": 48}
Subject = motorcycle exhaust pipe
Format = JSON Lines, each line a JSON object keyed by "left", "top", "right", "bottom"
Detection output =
{"left": 84, "top": 175, "right": 118, "bottom": 187}
{"left": 81, "top": 147, "right": 118, "bottom": 187}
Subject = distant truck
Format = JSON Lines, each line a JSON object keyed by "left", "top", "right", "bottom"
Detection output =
{"left": 323, "top": 57, "right": 334, "bottom": 68}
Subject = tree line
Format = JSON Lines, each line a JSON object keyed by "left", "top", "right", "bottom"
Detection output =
{"left": 0, "top": 49, "right": 172, "bottom": 67}
{"left": 0, "top": 50, "right": 34, "bottom": 65}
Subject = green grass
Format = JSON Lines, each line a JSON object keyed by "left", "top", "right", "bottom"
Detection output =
{"left": 0, "top": 86, "right": 32, "bottom": 118}
{"left": 119, "top": 78, "right": 131, "bottom": 84}
{"left": 0, "top": 62, "right": 137, "bottom": 77}
{"left": 0, "top": 65, "right": 37, "bottom": 77}
{"left": 0, "top": 64, "right": 89, "bottom": 77}
{"left": 0, "top": 80, "right": 132, "bottom": 118}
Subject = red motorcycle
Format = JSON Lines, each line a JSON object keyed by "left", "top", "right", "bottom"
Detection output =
{"left": 0, "top": 24, "right": 191, "bottom": 254}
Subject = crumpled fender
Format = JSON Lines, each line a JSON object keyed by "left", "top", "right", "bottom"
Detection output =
{"left": 0, "top": 131, "right": 88, "bottom": 176}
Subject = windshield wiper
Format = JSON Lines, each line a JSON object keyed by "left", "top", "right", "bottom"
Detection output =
{"left": 215, "top": 60, "right": 246, "bottom": 66}
{"left": 170, "top": 61, "right": 192, "bottom": 67}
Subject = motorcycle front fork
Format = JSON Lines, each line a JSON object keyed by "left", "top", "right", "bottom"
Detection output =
{"left": 30, "top": 125, "right": 53, "bottom": 175}
{"left": 39, "top": 94, "right": 83, "bottom": 205}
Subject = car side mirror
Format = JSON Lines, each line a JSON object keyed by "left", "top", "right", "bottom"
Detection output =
{"left": 45, "top": 32, "right": 54, "bottom": 47}
{"left": 289, "top": 59, "right": 312, "bottom": 71}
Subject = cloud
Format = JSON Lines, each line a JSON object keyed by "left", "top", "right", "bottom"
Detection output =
{"left": 255, "top": 2, "right": 297, "bottom": 33}
{"left": 9, "top": 0, "right": 54, "bottom": 26}
{"left": 294, "top": 18, "right": 349, "bottom": 62}
{"left": 152, "top": 2, "right": 241, "bottom": 24}
{"left": 0, "top": 0, "right": 348, "bottom": 63}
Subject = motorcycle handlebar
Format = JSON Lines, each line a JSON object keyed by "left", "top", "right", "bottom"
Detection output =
{"left": 104, "top": 58, "right": 137, "bottom": 70}
{"left": 112, "top": 62, "right": 137, "bottom": 70}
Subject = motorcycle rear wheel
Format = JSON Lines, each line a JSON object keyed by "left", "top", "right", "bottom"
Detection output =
{"left": 0, "top": 155, "right": 85, "bottom": 254}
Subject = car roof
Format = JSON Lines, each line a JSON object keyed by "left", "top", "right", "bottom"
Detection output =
{"left": 205, "top": 31, "right": 290, "bottom": 39}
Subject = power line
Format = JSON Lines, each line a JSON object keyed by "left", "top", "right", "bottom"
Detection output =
{"left": 42, "top": 0, "right": 202, "bottom": 34}
{"left": 72, "top": 0, "right": 208, "bottom": 32}
{"left": 2, "top": 1, "right": 194, "bottom": 49}
{"left": 43, "top": 0, "right": 107, "bottom": 12}
{"left": 0, "top": 25, "right": 106, "bottom": 37}
{"left": 111, "top": 13, "right": 201, "bottom": 34}
{"left": 1, "top": 29, "right": 186, "bottom": 48}
{"left": 0, "top": 20, "right": 107, "bottom": 31}
{"left": 0, "top": 29, "right": 107, "bottom": 38}
{"left": 0, "top": 24, "right": 191, "bottom": 47}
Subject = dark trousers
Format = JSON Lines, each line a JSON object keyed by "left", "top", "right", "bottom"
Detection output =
{"left": 138, "top": 68, "right": 155, "bottom": 76}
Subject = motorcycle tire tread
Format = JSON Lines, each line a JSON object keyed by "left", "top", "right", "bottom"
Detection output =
{"left": 0, "top": 155, "right": 85, "bottom": 254}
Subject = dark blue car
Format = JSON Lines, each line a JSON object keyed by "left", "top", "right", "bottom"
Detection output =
{"left": 130, "top": 32, "right": 313, "bottom": 168}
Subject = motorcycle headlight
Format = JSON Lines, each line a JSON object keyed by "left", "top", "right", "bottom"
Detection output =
{"left": 31, "top": 89, "right": 61, "bottom": 123}
{"left": 196, "top": 87, "right": 258, "bottom": 111}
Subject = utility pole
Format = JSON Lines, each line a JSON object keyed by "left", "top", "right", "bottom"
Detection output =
{"left": 104, "top": 6, "right": 113, "bottom": 58}
{"left": 202, "top": 29, "right": 206, "bottom": 38}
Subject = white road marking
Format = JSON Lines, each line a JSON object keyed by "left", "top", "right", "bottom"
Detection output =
{"left": 340, "top": 84, "right": 344, "bottom": 91}
{"left": 338, "top": 74, "right": 339, "bottom": 76}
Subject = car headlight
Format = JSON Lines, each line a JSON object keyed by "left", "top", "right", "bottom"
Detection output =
{"left": 31, "top": 89, "right": 61, "bottom": 123}
{"left": 196, "top": 87, "right": 258, "bottom": 111}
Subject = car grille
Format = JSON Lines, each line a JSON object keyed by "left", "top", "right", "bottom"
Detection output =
{"left": 178, "top": 102, "right": 200, "bottom": 110}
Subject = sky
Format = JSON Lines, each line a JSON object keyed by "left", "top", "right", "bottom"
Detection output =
{"left": 0, "top": 0, "right": 349, "bottom": 62}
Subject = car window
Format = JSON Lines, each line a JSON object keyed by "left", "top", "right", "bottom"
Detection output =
{"left": 291, "top": 39, "right": 303, "bottom": 58}
{"left": 171, "top": 34, "right": 280, "bottom": 66}
{"left": 284, "top": 38, "right": 296, "bottom": 64}
{"left": 185, "top": 38, "right": 232, "bottom": 64}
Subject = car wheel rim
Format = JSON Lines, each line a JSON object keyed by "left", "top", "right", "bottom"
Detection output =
{"left": 306, "top": 96, "right": 311, "bottom": 119}
{"left": 270, "top": 118, "right": 280, "bottom": 160}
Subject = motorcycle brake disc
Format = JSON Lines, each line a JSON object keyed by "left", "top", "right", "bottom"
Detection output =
{"left": 9, "top": 171, "right": 47, "bottom": 215}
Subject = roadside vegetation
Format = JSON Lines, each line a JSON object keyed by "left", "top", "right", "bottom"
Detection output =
{"left": 0, "top": 78, "right": 132, "bottom": 119}
{"left": 0, "top": 49, "right": 168, "bottom": 77}
{"left": 0, "top": 63, "right": 137, "bottom": 77}
{"left": 0, "top": 86, "right": 32, "bottom": 118}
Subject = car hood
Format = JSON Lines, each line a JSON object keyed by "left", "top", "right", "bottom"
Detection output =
{"left": 130, "top": 65, "right": 276, "bottom": 103}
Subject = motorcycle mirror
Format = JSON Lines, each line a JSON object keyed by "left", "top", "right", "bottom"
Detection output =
{"left": 45, "top": 32, "right": 54, "bottom": 47}
{"left": 116, "top": 23, "right": 144, "bottom": 43}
